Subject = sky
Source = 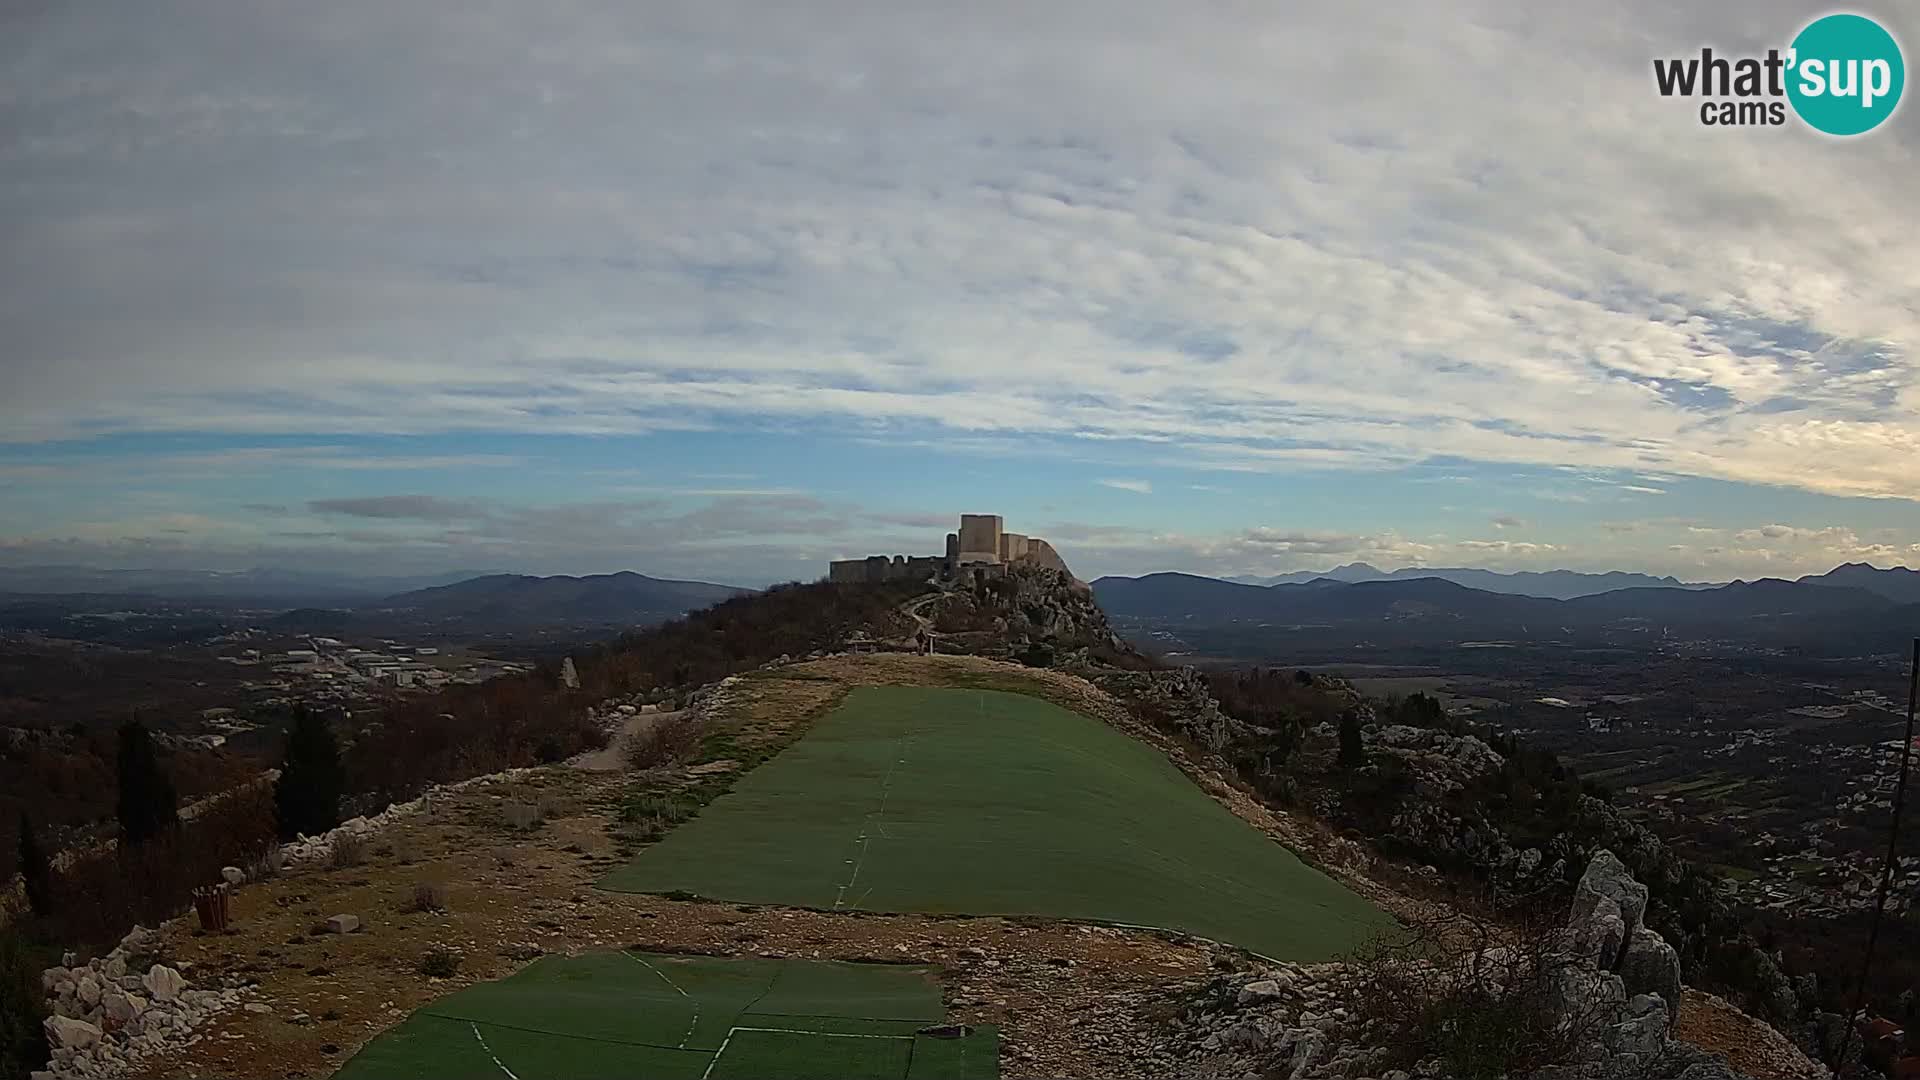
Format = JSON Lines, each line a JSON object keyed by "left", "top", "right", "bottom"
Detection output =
{"left": 2, "top": 1, "right": 1918, "bottom": 588}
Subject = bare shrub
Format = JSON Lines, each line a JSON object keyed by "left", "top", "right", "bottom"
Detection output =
{"left": 624, "top": 712, "right": 706, "bottom": 771}
{"left": 328, "top": 833, "right": 366, "bottom": 870}
{"left": 246, "top": 842, "right": 283, "bottom": 882}
{"left": 1340, "top": 905, "right": 1616, "bottom": 1080}
{"left": 406, "top": 882, "right": 448, "bottom": 913}
{"left": 417, "top": 944, "right": 461, "bottom": 978}
{"left": 501, "top": 802, "right": 541, "bottom": 830}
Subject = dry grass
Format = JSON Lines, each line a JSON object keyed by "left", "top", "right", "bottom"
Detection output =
{"left": 405, "top": 882, "right": 449, "bottom": 914}
{"left": 329, "top": 834, "right": 367, "bottom": 870}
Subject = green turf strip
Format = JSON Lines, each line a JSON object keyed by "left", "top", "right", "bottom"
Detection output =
{"left": 601, "top": 686, "right": 1393, "bottom": 961}
{"left": 706, "top": 1029, "right": 912, "bottom": 1080}
{"left": 746, "top": 959, "right": 946, "bottom": 1022}
{"left": 330, "top": 952, "right": 999, "bottom": 1080}
{"left": 905, "top": 1029, "right": 1001, "bottom": 1080}
{"left": 331, "top": 1014, "right": 713, "bottom": 1079}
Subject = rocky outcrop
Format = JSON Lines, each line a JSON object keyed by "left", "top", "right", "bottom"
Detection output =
{"left": 1162, "top": 852, "right": 1761, "bottom": 1080}
{"left": 1091, "top": 667, "right": 1250, "bottom": 752}
{"left": 38, "top": 924, "right": 255, "bottom": 1079}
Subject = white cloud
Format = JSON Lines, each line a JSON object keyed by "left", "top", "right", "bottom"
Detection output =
{"left": 1097, "top": 478, "right": 1152, "bottom": 494}
{"left": 1, "top": 0, "right": 1918, "bottom": 527}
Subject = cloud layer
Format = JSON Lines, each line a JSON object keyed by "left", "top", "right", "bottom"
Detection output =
{"left": 2, "top": 1, "right": 1917, "bottom": 580}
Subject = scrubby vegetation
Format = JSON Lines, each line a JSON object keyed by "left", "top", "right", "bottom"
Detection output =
{"left": 1343, "top": 906, "right": 1617, "bottom": 1080}
{"left": 0, "top": 929, "right": 50, "bottom": 1080}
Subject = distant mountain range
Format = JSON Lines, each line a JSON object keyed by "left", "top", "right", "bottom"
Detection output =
{"left": 368, "top": 571, "right": 750, "bottom": 625}
{"left": 1222, "top": 562, "right": 1707, "bottom": 599}
{"left": 1798, "top": 561, "right": 1920, "bottom": 604}
{"left": 0, "top": 564, "right": 494, "bottom": 602}
{"left": 1093, "top": 563, "right": 1920, "bottom": 655}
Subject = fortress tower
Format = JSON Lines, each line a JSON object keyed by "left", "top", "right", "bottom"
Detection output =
{"left": 956, "top": 514, "right": 1004, "bottom": 564}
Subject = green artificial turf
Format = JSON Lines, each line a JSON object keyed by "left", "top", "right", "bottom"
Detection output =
{"left": 601, "top": 686, "right": 1392, "bottom": 961}
{"left": 331, "top": 951, "right": 996, "bottom": 1080}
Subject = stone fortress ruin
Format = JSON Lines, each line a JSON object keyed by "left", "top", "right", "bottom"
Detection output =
{"left": 828, "top": 513, "right": 1070, "bottom": 584}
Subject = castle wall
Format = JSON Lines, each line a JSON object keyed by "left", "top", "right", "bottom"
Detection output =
{"left": 1019, "top": 538, "right": 1069, "bottom": 574}
{"left": 829, "top": 514, "right": 1068, "bottom": 582}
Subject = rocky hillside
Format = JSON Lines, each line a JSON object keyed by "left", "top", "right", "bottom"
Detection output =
{"left": 927, "top": 570, "right": 1833, "bottom": 1071}
{"left": 925, "top": 564, "right": 1128, "bottom": 658}
{"left": 1163, "top": 852, "right": 1816, "bottom": 1080}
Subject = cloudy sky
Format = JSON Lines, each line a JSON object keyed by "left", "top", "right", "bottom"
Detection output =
{"left": 2, "top": 1, "right": 1917, "bottom": 586}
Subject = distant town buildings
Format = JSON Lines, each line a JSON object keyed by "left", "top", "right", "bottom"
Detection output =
{"left": 828, "top": 513, "right": 1070, "bottom": 584}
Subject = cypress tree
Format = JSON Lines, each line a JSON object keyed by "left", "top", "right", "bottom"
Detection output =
{"left": 274, "top": 708, "right": 345, "bottom": 840}
{"left": 15, "top": 811, "right": 51, "bottom": 917}
{"left": 115, "top": 720, "right": 179, "bottom": 848}
{"left": 1337, "top": 708, "right": 1365, "bottom": 769}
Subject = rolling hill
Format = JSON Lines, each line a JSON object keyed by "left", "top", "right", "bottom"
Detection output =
{"left": 1093, "top": 568, "right": 1910, "bottom": 651}
{"left": 1225, "top": 562, "right": 1706, "bottom": 599}
{"left": 371, "top": 571, "right": 749, "bottom": 625}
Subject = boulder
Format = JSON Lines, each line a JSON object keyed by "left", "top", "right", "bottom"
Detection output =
{"left": 1750, "top": 949, "right": 1799, "bottom": 1022}
{"left": 1549, "top": 966, "right": 1626, "bottom": 1028}
{"left": 44, "top": 1015, "right": 102, "bottom": 1051}
{"left": 1571, "top": 894, "right": 1628, "bottom": 970}
{"left": 41, "top": 966, "right": 70, "bottom": 992}
{"left": 1236, "top": 978, "right": 1289, "bottom": 1006}
{"left": 77, "top": 974, "right": 103, "bottom": 1006}
{"left": 324, "top": 913, "right": 360, "bottom": 934}
{"left": 1619, "top": 926, "right": 1682, "bottom": 1022}
{"left": 1573, "top": 849, "right": 1648, "bottom": 935}
{"left": 102, "top": 991, "right": 145, "bottom": 1027}
{"left": 221, "top": 865, "right": 246, "bottom": 886}
{"left": 1604, "top": 994, "right": 1669, "bottom": 1059}
{"left": 142, "top": 964, "right": 186, "bottom": 1003}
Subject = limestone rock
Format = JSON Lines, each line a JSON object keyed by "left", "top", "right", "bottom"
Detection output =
{"left": 325, "top": 913, "right": 361, "bottom": 934}
{"left": 1571, "top": 894, "right": 1628, "bottom": 970}
{"left": 1573, "top": 849, "right": 1648, "bottom": 935}
{"left": 102, "top": 991, "right": 146, "bottom": 1026}
{"left": 142, "top": 964, "right": 186, "bottom": 1003}
{"left": 1605, "top": 994, "right": 1669, "bottom": 1058}
{"left": 1237, "top": 979, "right": 1288, "bottom": 1006}
{"left": 45, "top": 1015, "right": 102, "bottom": 1050}
{"left": 221, "top": 865, "right": 246, "bottom": 886}
{"left": 1619, "top": 926, "right": 1682, "bottom": 1021}
{"left": 77, "top": 973, "right": 103, "bottom": 1006}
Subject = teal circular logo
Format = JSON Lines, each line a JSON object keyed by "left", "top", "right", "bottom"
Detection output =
{"left": 1787, "top": 13, "right": 1905, "bottom": 136}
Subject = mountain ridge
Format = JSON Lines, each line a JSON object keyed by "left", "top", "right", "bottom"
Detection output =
{"left": 370, "top": 570, "right": 750, "bottom": 624}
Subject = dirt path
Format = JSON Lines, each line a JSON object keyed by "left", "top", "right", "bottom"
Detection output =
{"left": 572, "top": 708, "right": 674, "bottom": 771}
